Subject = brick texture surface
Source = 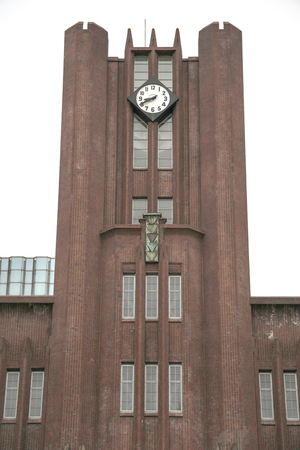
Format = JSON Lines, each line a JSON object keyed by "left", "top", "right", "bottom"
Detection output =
{"left": 0, "top": 21, "right": 298, "bottom": 450}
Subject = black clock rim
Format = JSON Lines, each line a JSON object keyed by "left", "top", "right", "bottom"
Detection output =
{"left": 127, "top": 76, "right": 179, "bottom": 123}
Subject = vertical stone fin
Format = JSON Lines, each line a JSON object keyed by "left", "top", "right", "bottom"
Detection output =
{"left": 125, "top": 28, "right": 133, "bottom": 54}
{"left": 149, "top": 28, "right": 157, "bottom": 47}
{"left": 173, "top": 28, "right": 182, "bottom": 51}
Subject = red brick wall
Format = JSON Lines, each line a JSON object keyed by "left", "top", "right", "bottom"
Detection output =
{"left": 0, "top": 303, "right": 51, "bottom": 449}
{"left": 253, "top": 304, "right": 300, "bottom": 448}
{"left": 97, "top": 226, "right": 204, "bottom": 448}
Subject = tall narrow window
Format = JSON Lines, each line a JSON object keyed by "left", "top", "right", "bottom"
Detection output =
{"left": 284, "top": 372, "right": 300, "bottom": 420}
{"left": 169, "top": 364, "right": 182, "bottom": 412}
{"left": 8, "top": 257, "right": 25, "bottom": 295}
{"left": 259, "top": 372, "right": 274, "bottom": 420}
{"left": 146, "top": 275, "right": 158, "bottom": 319}
{"left": 121, "top": 364, "right": 134, "bottom": 412}
{"left": 24, "top": 258, "right": 34, "bottom": 295}
{"left": 132, "top": 198, "right": 147, "bottom": 224}
{"left": 158, "top": 55, "right": 172, "bottom": 90}
{"left": 0, "top": 258, "right": 9, "bottom": 295}
{"left": 145, "top": 365, "right": 158, "bottom": 412}
{"left": 3, "top": 371, "right": 19, "bottom": 419}
{"left": 158, "top": 116, "right": 172, "bottom": 169}
{"left": 134, "top": 56, "right": 148, "bottom": 90}
{"left": 169, "top": 275, "right": 181, "bottom": 319}
{"left": 33, "top": 257, "right": 51, "bottom": 296}
{"left": 157, "top": 198, "right": 173, "bottom": 224}
{"left": 158, "top": 56, "right": 173, "bottom": 169}
{"left": 29, "top": 371, "right": 44, "bottom": 419}
{"left": 133, "top": 115, "right": 148, "bottom": 168}
{"left": 122, "top": 275, "right": 135, "bottom": 319}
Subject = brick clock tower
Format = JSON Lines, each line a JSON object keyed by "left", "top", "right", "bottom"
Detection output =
{"left": 44, "top": 20, "right": 258, "bottom": 449}
{"left": 2, "top": 20, "right": 300, "bottom": 450}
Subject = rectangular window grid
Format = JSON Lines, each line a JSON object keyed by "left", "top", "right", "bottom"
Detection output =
{"left": 121, "top": 364, "right": 134, "bottom": 412}
{"left": 145, "top": 365, "right": 158, "bottom": 412}
{"left": 169, "top": 364, "right": 182, "bottom": 412}
{"left": 132, "top": 198, "right": 148, "bottom": 224}
{"left": 146, "top": 275, "right": 158, "bottom": 319}
{"left": 169, "top": 275, "right": 181, "bottom": 319}
{"left": 134, "top": 56, "right": 148, "bottom": 90}
{"left": 29, "top": 371, "right": 44, "bottom": 419}
{"left": 284, "top": 372, "right": 300, "bottom": 420}
{"left": 122, "top": 275, "right": 135, "bottom": 319}
{"left": 133, "top": 115, "right": 148, "bottom": 168}
{"left": 158, "top": 116, "right": 172, "bottom": 169}
{"left": 157, "top": 198, "right": 173, "bottom": 224}
{"left": 3, "top": 371, "right": 19, "bottom": 419}
{"left": 259, "top": 372, "right": 274, "bottom": 420}
{"left": 0, "top": 257, "right": 55, "bottom": 296}
{"left": 158, "top": 55, "right": 172, "bottom": 90}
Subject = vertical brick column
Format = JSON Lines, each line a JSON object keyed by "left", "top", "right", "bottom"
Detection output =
{"left": 148, "top": 31, "right": 158, "bottom": 215}
{"left": 272, "top": 339, "right": 288, "bottom": 449}
{"left": 44, "top": 22, "right": 108, "bottom": 449}
{"left": 172, "top": 29, "right": 183, "bottom": 224}
{"left": 199, "top": 22, "right": 258, "bottom": 449}
{"left": 123, "top": 29, "right": 134, "bottom": 225}
{"left": 158, "top": 222, "right": 169, "bottom": 450}
{"left": 15, "top": 338, "right": 32, "bottom": 450}
{"left": 133, "top": 239, "right": 146, "bottom": 449}
{"left": 0, "top": 337, "right": 7, "bottom": 437}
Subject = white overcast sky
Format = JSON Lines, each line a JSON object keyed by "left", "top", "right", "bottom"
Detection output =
{"left": 0, "top": 0, "right": 299, "bottom": 296}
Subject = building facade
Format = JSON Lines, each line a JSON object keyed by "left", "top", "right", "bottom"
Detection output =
{"left": 0, "top": 21, "right": 300, "bottom": 450}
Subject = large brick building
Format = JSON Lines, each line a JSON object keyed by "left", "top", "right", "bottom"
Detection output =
{"left": 0, "top": 21, "right": 300, "bottom": 450}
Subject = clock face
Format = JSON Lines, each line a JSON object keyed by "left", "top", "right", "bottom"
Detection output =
{"left": 127, "top": 76, "right": 178, "bottom": 123}
{"left": 136, "top": 84, "right": 170, "bottom": 114}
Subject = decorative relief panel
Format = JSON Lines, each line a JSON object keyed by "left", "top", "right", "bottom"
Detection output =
{"left": 144, "top": 213, "right": 161, "bottom": 263}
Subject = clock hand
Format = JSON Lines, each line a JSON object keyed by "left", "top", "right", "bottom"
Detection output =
{"left": 140, "top": 95, "right": 158, "bottom": 107}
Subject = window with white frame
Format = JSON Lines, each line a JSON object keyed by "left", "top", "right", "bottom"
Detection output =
{"left": 146, "top": 275, "right": 158, "bottom": 319}
{"left": 3, "top": 371, "right": 19, "bottom": 419}
{"left": 169, "top": 275, "right": 181, "bottom": 319}
{"left": 122, "top": 275, "right": 135, "bottom": 319}
{"left": 121, "top": 364, "right": 134, "bottom": 412}
{"left": 158, "top": 116, "right": 172, "bottom": 169}
{"left": 259, "top": 372, "right": 274, "bottom": 420}
{"left": 169, "top": 364, "right": 182, "bottom": 412}
{"left": 284, "top": 372, "right": 300, "bottom": 420}
{"left": 157, "top": 198, "right": 173, "bottom": 224}
{"left": 29, "top": 371, "right": 44, "bottom": 419}
{"left": 134, "top": 55, "right": 148, "bottom": 90}
{"left": 158, "top": 55, "right": 172, "bottom": 90}
{"left": 132, "top": 198, "right": 147, "bottom": 224}
{"left": 145, "top": 364, "right": 158, "bottom": 412}
{"left": 133, "top": 115, "right": 148, "bottom": 169}
{"left": 158, "top": 55, "right": 173, "bottom": 169}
